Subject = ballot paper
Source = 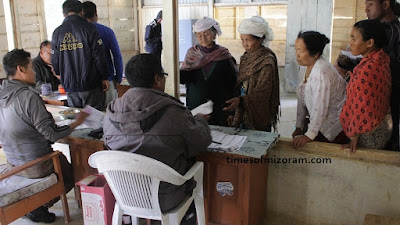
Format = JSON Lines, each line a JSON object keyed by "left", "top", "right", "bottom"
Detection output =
{"left": 340, "top": 50, "right": 363, "bottom": 60}
{"left": 208, "top": 130, "right": 247, "bottom": 152}
{"left": 55, "top": 119, "right": 92, "bottom": 130}
{"left": 191, "top": 100, "right": 213, "bottom": 116}
{"left": 81, "top": 105, "right": 105, "bottom": 129}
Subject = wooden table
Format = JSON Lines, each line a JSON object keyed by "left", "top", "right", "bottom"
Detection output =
{"left": 42, "top": 93, "right": 68, "bottom": 106}
{"left": 198, "top": 151, "right": 268, "bottom": 225}
{"left": 57, "top": 135, "right": 104, "bottom": 183}
{"left": 55, "top": 122, "right": 277, "bottom": 225}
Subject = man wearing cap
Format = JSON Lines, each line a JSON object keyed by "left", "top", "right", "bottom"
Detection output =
{"left": 144, "top": 10, "right": 163, "bottom": 59}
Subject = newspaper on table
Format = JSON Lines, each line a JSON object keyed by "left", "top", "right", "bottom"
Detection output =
{"left": 191, "top": 100, "right": 213, "bottom": 116}
{"left": 208, "top": 130, "right": 247, "bottom": 152}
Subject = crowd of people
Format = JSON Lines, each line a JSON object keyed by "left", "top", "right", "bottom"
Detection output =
{"left": 0, "top": 0, "right": 400, "bottom": 224}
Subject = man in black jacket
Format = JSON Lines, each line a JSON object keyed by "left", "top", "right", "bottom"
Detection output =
{"left": 51, "top": 0, "right": 109, "bottom": 111}
{"left": 33, "top": 40, "right": 61, "bottom": 92}
{"left": 144, "top": 10, "right": 162, "bottom": 59}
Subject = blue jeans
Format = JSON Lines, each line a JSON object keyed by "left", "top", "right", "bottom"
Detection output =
{"left": 67, "top": 87, "right": 105, "bottom": 111}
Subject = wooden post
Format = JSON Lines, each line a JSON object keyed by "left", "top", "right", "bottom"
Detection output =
{"left": 162, "top": 1, "right": 179, "bottom": 98}
{"left": 208, "top": 0, "right": 214, "bottom": 18}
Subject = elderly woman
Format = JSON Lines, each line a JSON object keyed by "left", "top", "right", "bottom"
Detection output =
{"left": 340, "top": 19, "right": 392, "bottom": 153}
{"left": 223, "top": 16, "right": 279, "bottom": 132}
{"left": 180, "top": 17, "right": 237, "bottom": 126}
{"left": 291, "top": 31, "right": 347, "bottom": 149}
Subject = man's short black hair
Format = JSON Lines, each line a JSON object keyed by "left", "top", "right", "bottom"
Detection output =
{"left": 82, "top": 1, "right": 96, "bottom": 19}
{"left": 39, "top": 40, "right": 51, "bottom": 50}
{"left": 125, "top": 54, "right": 163, "bottom": 88}
{"left": 3, "top": 49, "right": 31, "bottom": 78}
{"left": 62, "top": 0, "right": 83, "bottom": 15}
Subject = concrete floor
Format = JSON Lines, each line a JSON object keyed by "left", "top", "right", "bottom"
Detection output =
{"left": 0, "top": 95, "right": 298, "bottom": 225}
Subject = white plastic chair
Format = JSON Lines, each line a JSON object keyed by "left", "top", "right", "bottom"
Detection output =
{"left": 88, "top": 150, "right": 206, "bottom": 225}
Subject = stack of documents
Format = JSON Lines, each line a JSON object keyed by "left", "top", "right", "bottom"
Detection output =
{"left": 208, "top": 130, "right": 247, "bottom": 152}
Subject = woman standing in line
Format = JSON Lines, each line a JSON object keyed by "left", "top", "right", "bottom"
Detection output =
{"left": 223, "top": 15, "right": 280, "bottom": 132}
{"left": 291, "top": 31, "right": 348, "bottom": 149}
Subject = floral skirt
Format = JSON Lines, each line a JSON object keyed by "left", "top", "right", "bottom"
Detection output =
{"left": 358, "top": 114, "right": 392, "bottom": 150}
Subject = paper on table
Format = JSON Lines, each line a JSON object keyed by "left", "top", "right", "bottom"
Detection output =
{"left": 81, "top": 105, "right": 105, "bottom": 129}
{"left": 208, "top": 130, "right": 247, "bottom": 152}
{"left": 340, "top": 50, "right": 363, "bottom": 60}
{"left": 55, "top": 119, "right": 92, "bottom": 129}
{"left": 191, "top": 100, "right": 213, "bottom": 116}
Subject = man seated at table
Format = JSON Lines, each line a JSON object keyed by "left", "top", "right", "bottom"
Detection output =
{"left": 103, "top": 53, "right": 212, "bottom": 218}
{"left": 0, "top": 49, "right": 89, "bottom": 223}
{"left": 33, "top": 40, "right": 61, "bottom": 92}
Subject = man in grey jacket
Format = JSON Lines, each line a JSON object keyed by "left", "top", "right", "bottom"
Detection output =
{"left": 0, "top": 49, "right": 88, "bottom": 223}
{"left": 103, "top": 53, "right": 211, "bottom": 217}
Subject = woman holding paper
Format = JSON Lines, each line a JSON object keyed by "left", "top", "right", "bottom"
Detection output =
{"left": 180, "top": 17, "right": 237, "bottom": 126}
{"left": 223, "top": 16, "right": 280, "bottom": 132}
{"left": 291, "top": 31, "right": 347, "bottom": 149}
{"left": 340, "top": 19, "right": 392, "bottom": 153}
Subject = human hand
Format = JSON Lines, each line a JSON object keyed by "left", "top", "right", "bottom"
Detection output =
{"left": 342, "top": 136, "right": 358, "bottom": 154}
{"left": 292, "top": 128, "right": 302, "bottom": 138}
{"left": 102, "top": 80, "right": 109, "bottom": 92}
{"left": 196, "top": 113, "right": 211, "bottom": 121}
{"left": 334, "top": 61, "right": 348, "bottom": 79}
{"left": 75, "top": 111, "right": 89, "bottom": 124}
{"left": 223, "top": 97, "right": 240, "bottom": 112}
{"left": 291, "top": 135, "right": 312, "bottom": 149}
{"left": 113, "top": 80, "right": 120, "bottom": 89}
{"left": 68, "top": 111, "right": 89, "bottom": 130}
{"left": 227, "top": 115, "right": 234, "bottom": 126}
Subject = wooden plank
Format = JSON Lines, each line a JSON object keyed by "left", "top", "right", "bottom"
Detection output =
{"left": 364, "top": 214, "right": 400, "bottom": 225}
{"left": 162, "top": 1, "right": 180, "bottom": 98}
{"left": 276, "top": 137, "right": 400, "bottom": 167}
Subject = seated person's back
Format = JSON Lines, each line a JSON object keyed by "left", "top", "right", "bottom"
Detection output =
{"left": 103, "top": 53, "right": 212, "bottom": 212}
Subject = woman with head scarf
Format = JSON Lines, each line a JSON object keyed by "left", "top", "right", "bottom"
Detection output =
{"left": 340, "top": 19, "right": 392, "bottom": 153}
{"left": 223, "top": 15, "right": 280, "bottom": 132}
{"left": 291, "top": 31, "right": 348, "bottom": 150}
{"left": 180, "top": 17, "right": 237, "bottom": 126}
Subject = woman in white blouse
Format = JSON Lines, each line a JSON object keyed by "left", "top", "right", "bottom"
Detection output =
{"left": 291, "top": 31, "right": 347, "bottom": 149}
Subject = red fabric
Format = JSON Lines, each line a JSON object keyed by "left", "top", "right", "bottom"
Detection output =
{"left": 340, "top": 49, "right": 391, "bottom": 137}
{"left": 180, "top": 44, "right": 233, "bottom": 71}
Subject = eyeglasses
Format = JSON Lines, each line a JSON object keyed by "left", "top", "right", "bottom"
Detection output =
{"left": 158, "top": 72, "right": 168, "bottom": 77}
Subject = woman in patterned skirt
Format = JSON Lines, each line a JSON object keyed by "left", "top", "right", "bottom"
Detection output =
{"left": 340, "top": 19, "right": 392, "bottom": 153}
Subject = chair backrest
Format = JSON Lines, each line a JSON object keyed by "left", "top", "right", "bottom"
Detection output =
{"left": 88, "top": 150, "right": 188, "bottom": 219}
